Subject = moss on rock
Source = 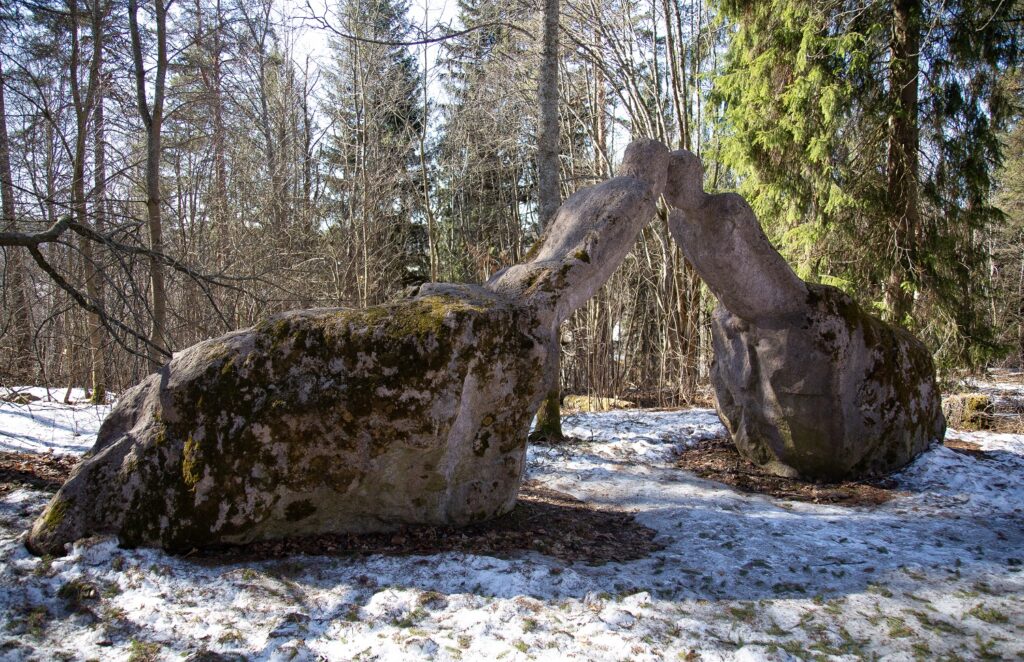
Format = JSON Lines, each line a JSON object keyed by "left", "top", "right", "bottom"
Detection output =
{"left": 39, "top": 496, "right": 70, "bottom": 535}
{"left": 182, "top": 437, "right": 201, "bottom": 489}
{"left": 942, "top": 393, "right": 994, "bottom": 431}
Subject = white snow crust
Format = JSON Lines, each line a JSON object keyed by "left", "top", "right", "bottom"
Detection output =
{"left": 0, "top": 396, "right": 1021, "bottom": 661}
{"left": 0, "top": 387, "right": 113, "bottom": 455}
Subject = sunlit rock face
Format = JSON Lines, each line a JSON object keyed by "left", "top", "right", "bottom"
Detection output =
{"left": 709, "top": 284, "right": 945, "bottom": 481}
{"left": 666, "top": 150, "right": 945, "bottom": 481}
{"left": 27, "top": 139, "right": 670, "bottom": 556}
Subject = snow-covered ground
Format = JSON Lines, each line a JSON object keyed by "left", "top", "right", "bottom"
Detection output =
{"left": 1, "top": 393, "right": 1022, "bottom": 661}
{"left": 0, "top": 387, "right": 112, "bottom": 455}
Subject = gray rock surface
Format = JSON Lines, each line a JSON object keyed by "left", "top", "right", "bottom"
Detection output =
{"left": 666, "top": 150, "right": 945, "bottom": 480}
{"left": 27, "top": 140, "right": 669, "bottom": 555}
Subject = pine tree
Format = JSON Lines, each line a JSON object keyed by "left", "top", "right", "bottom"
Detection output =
{"left": 714, "top": 0, "right": 1020, "bottom": 366}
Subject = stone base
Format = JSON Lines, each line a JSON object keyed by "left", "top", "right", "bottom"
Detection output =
{"left": 28, "top": 289, "right": 548, "bottom": 555}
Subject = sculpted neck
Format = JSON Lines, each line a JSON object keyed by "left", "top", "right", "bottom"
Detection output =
{"left": 664, "top": 150, "right": 808, "bottom": 322}
{"left": 484, "top": 139, "right": 671, "bottom": 332}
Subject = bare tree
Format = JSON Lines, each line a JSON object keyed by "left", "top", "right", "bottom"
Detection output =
{"left": 532, "top": 0, "right": 563, "bottom": 440}
{"left": 0, "top": 52, "right": 33, "bottom": 381}
{"left": 129, "top": 0, "right": 170, "bottom": 371}
{"left": 69, "top": 0, "right": 107, "bottom": 400}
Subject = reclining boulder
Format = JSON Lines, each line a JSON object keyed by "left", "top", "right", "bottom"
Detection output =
{"left": 27, "top": 140, "right": 671, "bottom": 556}
{"left": 665, "top": 150, "right": 945, "bottom": 481}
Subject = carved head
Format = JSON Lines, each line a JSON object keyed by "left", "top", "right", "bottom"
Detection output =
{"left": 618, "top": 138, "right": 671, "bottom": 197}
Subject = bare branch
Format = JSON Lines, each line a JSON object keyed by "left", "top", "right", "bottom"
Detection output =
{"left": 300, "top": 0, "right": 531, "bottom": 47}
{"left": 27, "top": 244, "right": 172, "bottom": 359}
{"left": 0, "top": 217, "right": 68, "bottom": 247}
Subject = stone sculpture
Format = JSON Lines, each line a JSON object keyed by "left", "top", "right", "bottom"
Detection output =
{"left": 27, "top": 140, "right": 671, "bottom": 556}
{"left": 665, "top": 150, "right": 945, "bottom": 481}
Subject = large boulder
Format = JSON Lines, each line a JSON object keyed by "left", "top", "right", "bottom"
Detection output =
{"left": 28, "top": 290, "right": 546, "bottom": 554}
{"left": 666, "top": 150, "right": 945, "bottom": 480}
{"left": 28, "top": 139, "right": 670, "bottom": 555}
{"left": 711, "top": 284, "right": 945, "bottom": 480}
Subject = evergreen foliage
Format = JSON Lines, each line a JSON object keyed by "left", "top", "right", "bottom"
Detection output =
{"left": 714, "top": 0, "right": 1021, "bottom": 367}
{"left": 323, "top": 0, "right": 427, "bottom": 299}
{"left": 993, "top": 99, "right": 1024, "bottom": 363}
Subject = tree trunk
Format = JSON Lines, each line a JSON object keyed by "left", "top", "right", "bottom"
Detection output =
{"left": 145, "top": 124, "right": 168, "bottom": 372}
{"left": 69, "top": 0, "right": 105, "bottom": 399}
{"left": 88, "top": 0, "right": 108, "bottom": 403}
{"left": 130, "top": 0, "right": 169, "bottom": 371}
{"left": 419, "top": 35, "right": 438, "bottom": 282}
{"left": 0, "top": 54, "right": 33, "bottom": 378}
{"left": 212, "top": 0, "right": 228, "bottom": 259}
{"left": 533, "top": 0, "right": 564, "bottom": 442}
{"left": 538, "top": 0, "right": 561, "bottom": 227}
{"left": 885, "top": 0, "right": 921, "bottom": 325}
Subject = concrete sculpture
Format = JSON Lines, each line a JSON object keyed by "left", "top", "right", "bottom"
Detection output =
{"left": 28, "top": 140, "right": 671, "bottom": 555}
{"left": 665, "top": 150, "right": 945, "bottom": 480}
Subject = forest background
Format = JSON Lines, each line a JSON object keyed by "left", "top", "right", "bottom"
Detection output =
{"left": 0, "top": 0, "right": 1020, "bottom": 407}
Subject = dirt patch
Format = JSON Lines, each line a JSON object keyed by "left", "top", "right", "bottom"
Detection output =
{"left": 0, "top": 451, "right": 661, "bottom": 565}
{"left": 0, "top": 451, "right": 80, "bottom": 495}
{"left": 943, "top": 436, "right": 997, "bottom": 461}
{"left": 675, "top": 436, "right": 903, "bottom": 506}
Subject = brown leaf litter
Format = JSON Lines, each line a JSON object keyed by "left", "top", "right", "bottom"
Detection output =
{"left": 0, "top": 451, "right": 80, "bottom": 495}
{"left": 191, "top": 480, "right": 663, "bottom": 565}
{"left": 675, "top": 435, "right": 903, "bottom": 506}
{"left": 674, "top": 434, "right": 999, "bottom": 506}
{"left": 0, "top": 450, "right": 661, "bottom": 564}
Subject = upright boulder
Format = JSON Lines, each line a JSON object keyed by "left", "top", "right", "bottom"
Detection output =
{"left": 664, "top": 150, "right": 945, "bottom": 481}
{"left": 27, "top": 139, "right": 670, "bottom": 556}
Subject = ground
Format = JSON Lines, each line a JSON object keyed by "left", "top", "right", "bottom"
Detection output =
{"left": 0, "top": 384, "right": 1022, "bottom": 661}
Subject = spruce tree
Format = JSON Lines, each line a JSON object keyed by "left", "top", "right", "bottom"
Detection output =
{"left": 322, "top": 0, "right": 426, "bottom": 303}
{"left": 714, "top": 0, "right": 1020, "bottom": 366}
{"left": 993, "top": 100, "right": 1024, "bottom": 364}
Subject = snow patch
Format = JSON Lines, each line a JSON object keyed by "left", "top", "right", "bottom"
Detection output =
{"left": 0, "top": 400, "right": 1021, "bottom": 660}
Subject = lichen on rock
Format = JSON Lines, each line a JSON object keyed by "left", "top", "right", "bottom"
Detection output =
{"left": 29, "top": 290, "right": 548, "bottom": 554}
